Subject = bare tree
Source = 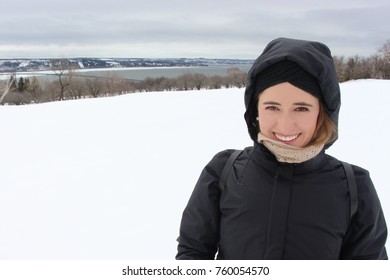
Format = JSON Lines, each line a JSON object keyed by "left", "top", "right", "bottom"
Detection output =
{"left": 207, "top": 75, "right": 223, "bottom": 89}
{"left": 156, "top": 77, "right": 176, "bottom": 91}
{"left": 104, "top": 77, "right": 119, "bottom": 96}
{"left": 378, "top": 39, "right": 390, "bottom": 79}
{"left": 2, "top": 90, "right": 34, "bottom": 105}
{"left": 177, "top": 73, "right": 195, "bottom": 91}
{"left": 68, "top": 77, "right": 86, "bottom": 99}
{"left": 227, "top": 67, "right": 247, "bottom": 88}
{"left": 102, "top": 73, "right": 136, "bottom": 96}
{"left": 0, "top": 74, "right": 16, "bottom": 104}
{"left": 53, "top": 59, "right": 73, "bottom": 101}
{"left": 333, "top": 56, "right": 346, "bottom": 82}
{"left": 28, "top": 76, "right": 43, "bottom": 103}
{"left": 85, "top": 78, "right": 105, "bottom": 98}
{"left": 368, "top": 54, "right": 386, "bottom": 79}
{"left": 378, "top": 39, "right": 390, "bottom": 60}
{"left": 192, "top": 73, "right": 208, "bottom": 90}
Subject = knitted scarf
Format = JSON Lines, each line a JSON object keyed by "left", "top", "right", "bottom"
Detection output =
{"left": 257, "top": 132, "right": 324, "bottom": 163}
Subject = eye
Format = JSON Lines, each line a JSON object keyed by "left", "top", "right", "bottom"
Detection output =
{"left": 295, "top": 107, "right": 309, "bottom": 112}
{"left": 265, "top": 105, "right": 279, "bottom": 111}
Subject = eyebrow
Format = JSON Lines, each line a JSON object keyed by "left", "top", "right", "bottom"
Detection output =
{"left": 262, "top": 101, "right": 281, "bottom": 105}
{"left": 293, "top": 102, "right": 313, "bottom": 107}
{"left": 261, "top": 101, "right": 313, "bottom": 107}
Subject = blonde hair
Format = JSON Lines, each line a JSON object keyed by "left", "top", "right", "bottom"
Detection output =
{"left": 309, "top": 103, "right": 337, "bottom": 146}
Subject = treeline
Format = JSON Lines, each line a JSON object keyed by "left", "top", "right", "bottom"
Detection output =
{"left": 135, "top": 68, "right": 247, "bottom": 92}
{"left": 333, "top": 39, "right": 390, "bottom": 81}
{"left": 333, "top": 55, "right": 389, "bottom": 82}
{"left": 0, "top": 67, "right": 247, "bottom": 105}
{"left": 1, "top": 39, "right": 389, "bottom": 105}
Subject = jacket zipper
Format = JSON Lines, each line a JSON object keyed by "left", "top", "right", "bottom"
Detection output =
{"left": 263, "top": 165, "right": 280, "bottom": 259}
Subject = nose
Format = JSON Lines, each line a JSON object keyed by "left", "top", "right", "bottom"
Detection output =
{"left": 277, "top": 112, "right": 296, "bottom": 133}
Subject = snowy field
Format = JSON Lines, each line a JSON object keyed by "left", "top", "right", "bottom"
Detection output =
{"left": 0, "top": 79, "right": 389, "bottom": 259}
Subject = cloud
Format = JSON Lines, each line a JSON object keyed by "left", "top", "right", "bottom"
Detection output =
{"left": 1, "top": 0, "right": 389, "bottom": 58}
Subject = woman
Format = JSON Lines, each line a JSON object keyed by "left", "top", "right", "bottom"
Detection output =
{"left": 176, "top": 37, "right": 387, "bottom": 259}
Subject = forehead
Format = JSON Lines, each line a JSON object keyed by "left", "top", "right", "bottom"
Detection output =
{"left": 258, "top": 82, "right": 319, "bottom": 104}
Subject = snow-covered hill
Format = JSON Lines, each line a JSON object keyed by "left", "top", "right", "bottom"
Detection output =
{"left": 0, "top": 79, "right": 389, "bottom": 259}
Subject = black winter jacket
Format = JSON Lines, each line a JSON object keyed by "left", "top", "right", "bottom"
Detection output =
{"left": 176, "top": 38, "right": 387, "bottom": 259}
{"left": 176, "top": 146, "right": 388, "bottom": 259}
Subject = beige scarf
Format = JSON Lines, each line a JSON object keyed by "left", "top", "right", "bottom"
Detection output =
{"left": 257, "top": 132, "right": 324, "bottom": 163}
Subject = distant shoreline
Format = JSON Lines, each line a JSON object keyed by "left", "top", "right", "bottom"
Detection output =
{"left": 0, "top": 57, "right": 254, "bottom": 75}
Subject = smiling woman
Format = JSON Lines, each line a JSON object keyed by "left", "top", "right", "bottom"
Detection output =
{"left": 257, "top": 82, "right": 320, "bottom": 148}
{"left": 176, "top": 37, "right": 388, "bottom": 260}
{"left": 253, "top": 60, "right": 337, "bottom": 149}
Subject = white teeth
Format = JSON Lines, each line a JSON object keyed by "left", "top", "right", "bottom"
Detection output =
{"left": 275, "top": 134, "right": 299, "bottom": 142}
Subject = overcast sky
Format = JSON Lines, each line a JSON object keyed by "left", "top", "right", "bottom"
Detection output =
{"left": 1, "top": 0, "right": 389, "bottom": 59}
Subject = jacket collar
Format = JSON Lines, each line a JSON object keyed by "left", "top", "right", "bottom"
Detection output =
{"left": 251, "top": 142, "right": 328, "bottom": 175}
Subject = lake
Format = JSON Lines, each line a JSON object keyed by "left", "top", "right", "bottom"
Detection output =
{"left": 9, "top": 64, "right": 252, "bottom": 82}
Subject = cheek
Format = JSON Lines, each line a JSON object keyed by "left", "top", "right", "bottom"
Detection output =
{"left": 258, "top": 114, "right": 274, "bottom": 132}
{"left": 300, "top": 114, "right": 318, "bottom": 134}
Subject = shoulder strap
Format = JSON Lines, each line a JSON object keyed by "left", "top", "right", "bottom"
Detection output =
{"left": 341, "top": 161, "right": 358, "bottom": 222}
{"left": 219, "top": 154, "right": 358, "bottom": 222}
{"left": 219, "top": 150, "right": 242, "bottom": 192}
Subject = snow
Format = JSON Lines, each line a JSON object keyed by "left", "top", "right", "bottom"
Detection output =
{"left": 0, "top": 79, "right": 389, "bottom": 260}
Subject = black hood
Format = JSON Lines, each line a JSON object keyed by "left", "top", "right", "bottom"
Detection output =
{"left": 244, "top": 37, "right": 341, "bottom": 148}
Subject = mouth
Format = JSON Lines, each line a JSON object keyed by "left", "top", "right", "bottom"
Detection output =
{"left": 274, "top": 133, "right": 300, "bottom": 143}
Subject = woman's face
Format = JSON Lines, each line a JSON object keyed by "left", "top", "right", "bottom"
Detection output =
{"left": 257, "top": 82, "right": 320, "bottom": 148}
